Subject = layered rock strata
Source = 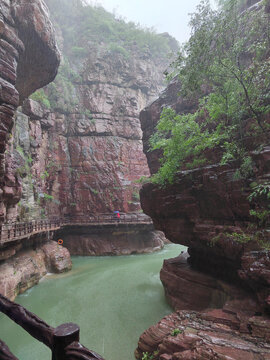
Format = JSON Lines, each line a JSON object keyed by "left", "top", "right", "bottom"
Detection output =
{"left": 8, "top": 48, "right": 171, "bottom": 222}
{"left": 2, "top": 0, "right": 178, "bottom": 223}
{"left": 136, "top": 307, "right": 270, "bottom": 360}
{"left": 138, "top": 37, "right": 270, "bottom": 360}
{"left": 0, "top": 0, "right": 60, "bottom": 222}
{"left": 0, "top": 0, "right": 69, "bottom": 302}
{"left": 0, "top": 240, "right": 72, "bottom": 300}
{"left": 57, "top": 224, "right": 165, "bottom": 256}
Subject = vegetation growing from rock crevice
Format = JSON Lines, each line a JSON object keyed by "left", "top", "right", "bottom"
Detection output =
{"left": 150, "top": 0, "right": 270, "bottom": 186}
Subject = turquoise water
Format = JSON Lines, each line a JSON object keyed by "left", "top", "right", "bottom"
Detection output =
{"left": 0, "top": 244, "right": 184, "bottom": 360}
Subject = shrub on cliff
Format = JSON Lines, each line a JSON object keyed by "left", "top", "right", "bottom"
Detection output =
{"left": 150, "top": 0, "right": 270, "bottom": 186}
{"left": 45, "top": 0, "right": 178, "bottom": 62}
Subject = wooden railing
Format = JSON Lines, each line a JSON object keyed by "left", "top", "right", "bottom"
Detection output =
{"left": 0, "top": 219, "right": 61, "bottom": 245}
{"left": 0, "top": 294, "right": 104, "bottom": 360}
{"left": 0, "top": 214, "right": 153, "bottom": 244}
{"left": 63, "top": 213, "right": 153, "bottom": 225}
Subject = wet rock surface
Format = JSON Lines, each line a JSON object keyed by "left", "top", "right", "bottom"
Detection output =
{"left": 138, "top": 34, "right": 270, "bottom": 359}
{"left": 2, "top": 32, "right": 173, "bottom": 224}
{"left": 58, "top": 225, "right": 165, "bottom": 256}
{"left": 140, "top": 76, "right": 270, "bottom": 309}
{"left": 160, "top": 252, "right": 255, "bottom": 312}
{"left": 0, "top": 240, "right": 71, "bottom": 300}
{"left": 136, "top": 308, "right": 270, "bottom": 360}
{"left": 0, "top": 0, "right": 59, "bottom": 222}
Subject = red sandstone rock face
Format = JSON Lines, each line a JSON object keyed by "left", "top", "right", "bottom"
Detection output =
{"left": 0, "top": 240, "right": 71, "bottom": 300}
{"left": 160, "top": 253, "right": 257, "bottom": 312}
{"left": 0, "top": 0, "right": 59, "bottom": 222}
{"left": 239, "top": 251, "right": 270, "bottom": 310}
{"left": 139, "top": 73, "right": 270, "bottom": 309}
{"left": 47, "top": 47, "right": 167, "bottom": 217}
{"left": 11, "top": 0, "right": 60, "bottom": 102}
{"left": 7, "top": 43, "right": 170, "bottom": 221}
{"left": 57, "top": 225, "right": 165, "bottom": 256}
{"left": 136, "top": 309, "right": 270, "bottom": 360}
{"left": 138, "top": 40, "right": 270, "bottom": 357}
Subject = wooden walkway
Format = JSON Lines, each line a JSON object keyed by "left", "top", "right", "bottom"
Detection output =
{"left": 0, "top": 214, "right": 152, "bottom": 245}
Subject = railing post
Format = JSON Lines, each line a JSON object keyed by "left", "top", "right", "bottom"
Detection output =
{"left": 52, "top": 323, "right": 80, "bottom": 360}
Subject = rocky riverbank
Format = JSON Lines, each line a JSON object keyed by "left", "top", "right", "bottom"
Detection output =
{"left": 0, "top": 240, "right": 71, "bottom": 300}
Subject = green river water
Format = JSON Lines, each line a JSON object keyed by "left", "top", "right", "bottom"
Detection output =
{"left": 0, "top": 244, "right": 185, "bottom": 360}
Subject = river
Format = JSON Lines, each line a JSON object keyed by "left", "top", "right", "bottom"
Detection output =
{"left": 0, "top": 244, "right": 185, "bottom": 360}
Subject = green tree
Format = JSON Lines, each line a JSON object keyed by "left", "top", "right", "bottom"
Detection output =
{"left": 151, "top": 0, "right": 270, "bottom": 185}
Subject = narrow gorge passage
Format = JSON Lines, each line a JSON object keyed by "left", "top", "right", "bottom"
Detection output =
{"left": 0, "top": 244, "right": 185, "bottom": 360}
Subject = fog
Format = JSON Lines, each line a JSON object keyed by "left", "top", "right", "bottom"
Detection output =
{"left": 86, "top": 0, "right": 217, "bottom": 43}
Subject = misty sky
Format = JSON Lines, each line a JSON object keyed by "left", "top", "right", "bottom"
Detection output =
{"left": 87, "top": 0, "right": 217, "bottom": 43}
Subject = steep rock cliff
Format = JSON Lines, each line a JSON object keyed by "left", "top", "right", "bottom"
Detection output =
{"left": 0, "top": 0, "right": 60, "bottom": 221}
{"left": 140, "top": 76, "right": 270, "bottom": 311}
{"left": 3, "top": 0, "right": 178, "bottom": 223}
{"left": 137, "top": 2, "right": 270, "bottom": 358}
{"left": 0, "top": 0, "right": 73, "bottom": 300}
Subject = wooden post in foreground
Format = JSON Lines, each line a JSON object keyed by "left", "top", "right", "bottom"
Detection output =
{"left": 52, "top": 323, "right": 80, "bottom": 360}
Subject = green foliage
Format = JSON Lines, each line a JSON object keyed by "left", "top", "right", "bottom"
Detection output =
{"left": 133, "top": 176, "right": 150, "bottom": 185}
{"left": 211, "top": 226, "right": 270, "bottom": 248}
{"left": 30, "top": 89, "right": 51, "bottom": 109}
{"left": 46, "top": 58, "right": 80, "bottom": 113}
{"left": 15, "top": 146, "right": 33, "bottom": 179}
{"left": 26, "top": 155, "right": 33, "bottom": 164}
{"left": 43, "top": 193, "right": 54, "bottom": 201}
{"left": 171, "top": 328, "right": 182, "bottom": 336}
{"left": 41, "top": 170, "right": 49, "bottom": 180}
{"left": 227, "top": 231, "right": 253, "bottom": 243}
{"left": 248, "top": 182, "right": 270, "bottom": 202}
{"left": 232, "top": 156, "right": 254, "bottom": 180}
{"left": 150, "top": 0, "right": 270, "bottom": 186}
{"left": 141, "top": 352, "right": 153, "bottom": 360}
{"left": 249, "top": 209, "right": 270, "bottom": 227}
{"left": 83, "top": 109, "right": 93, "bottom": 121}
{"left": 108, "top": 43, "right": 130, "bottom": 59}
{"left": 149, "top": 107, "right": 224, "bottom": 185}
{"left": 45, "top": 0, "right": 178, "bottom": 62}
{"left": 16, "top": 145, "right": 24, "bottom": 157}
{"left": 90, "top": 187, "right": 99, "bottom": 195}
{"left": 132, "top": 190, "right": 140, "bottom": 201}
{"left": 71, "top": 46, "right": 88, "bottom": 57}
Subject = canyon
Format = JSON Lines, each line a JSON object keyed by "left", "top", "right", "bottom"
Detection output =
{"left": 1, "top": 0, "right": 270, "bottom": 359}
{"left": 0, "top": 0, "right": 175, "bottom": 300}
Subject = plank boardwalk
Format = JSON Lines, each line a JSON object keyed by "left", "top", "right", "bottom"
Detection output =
{"left": 0, "top": 214, "right": 153, "bottom": 244}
